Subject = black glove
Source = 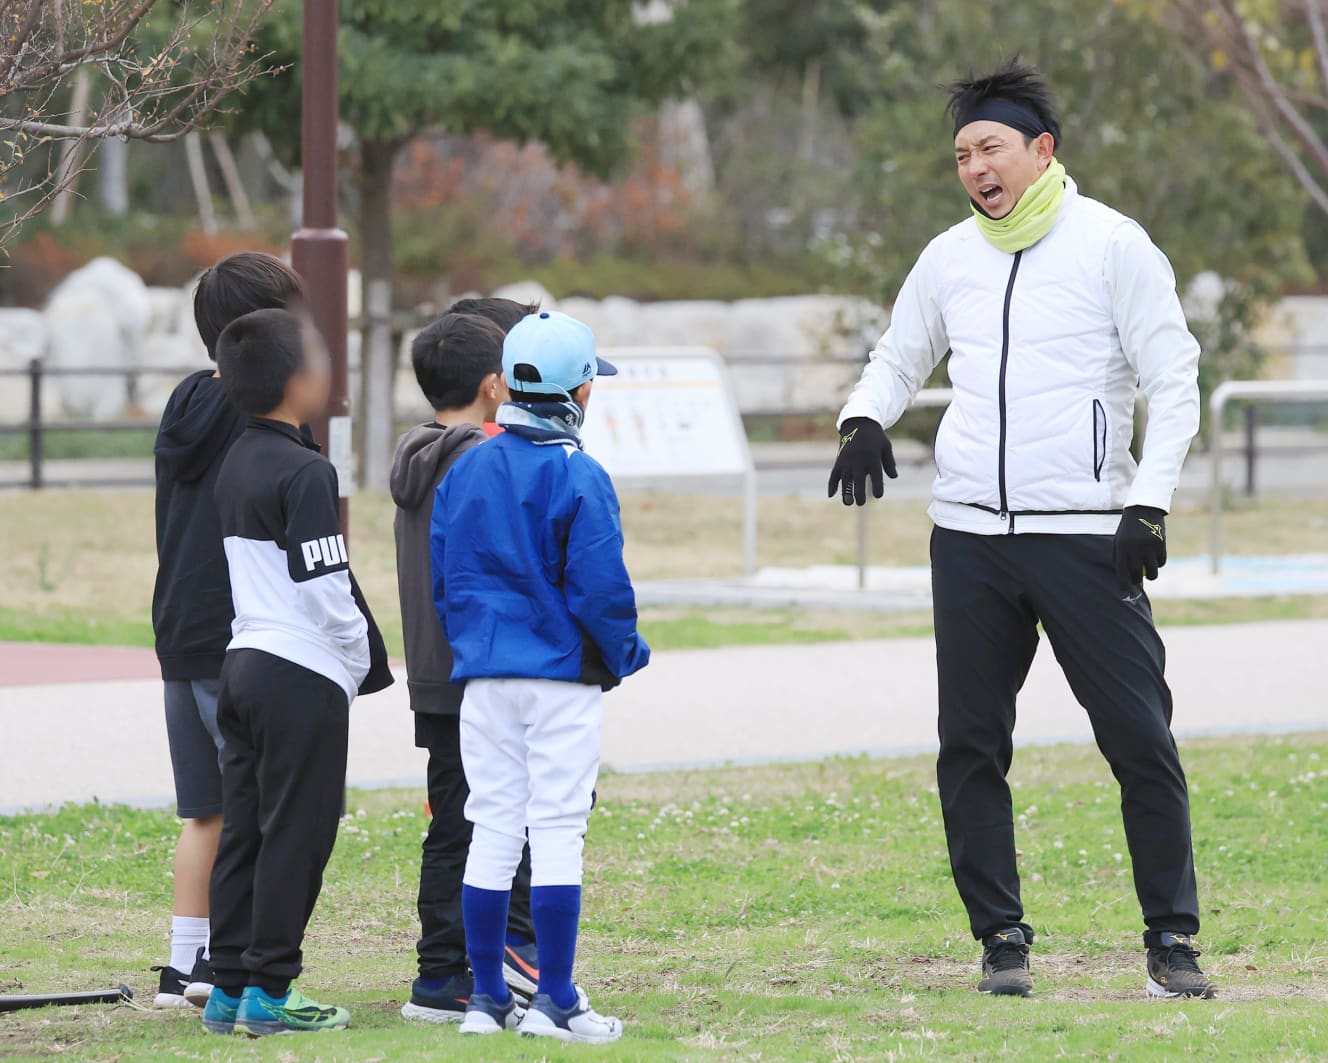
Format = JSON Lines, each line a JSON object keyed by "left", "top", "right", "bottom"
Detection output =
{"left": 827, "top": 417, "right": 897, "bottom": 507}
{"left": 1113, "top": 505, "right": 1168, "bottom": 591}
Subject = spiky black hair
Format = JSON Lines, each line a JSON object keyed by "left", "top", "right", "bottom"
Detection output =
{"left": 945, "top": 60, "right": 1062, "bottom": 146}
{"left": 444, "top": 297, "right": 540, "bottom": 335}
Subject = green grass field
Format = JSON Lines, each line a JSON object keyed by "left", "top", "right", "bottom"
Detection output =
{"left": 2, "top": 734, "right": 1325, "bottom": 1061}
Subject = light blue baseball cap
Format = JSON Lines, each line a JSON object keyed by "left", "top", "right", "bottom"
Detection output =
{"left": 502, "top": 310, "right": 617, "bottom": 399}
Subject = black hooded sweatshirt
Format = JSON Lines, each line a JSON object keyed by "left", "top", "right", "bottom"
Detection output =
{"left": 152, "top": 370, "right": 246, "bottom": 680}
{"left": 390, "top": 421, "right": 488, "bottom": 714}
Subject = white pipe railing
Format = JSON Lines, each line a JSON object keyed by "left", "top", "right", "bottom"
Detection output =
{"left": 857, "top": 379, "right": 1328, "bottom": 585}
{"left": 1208, "top": 379, "right": 1328, "bottom": 574}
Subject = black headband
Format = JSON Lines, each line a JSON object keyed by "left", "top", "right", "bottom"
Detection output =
{"left": 953, "top": 98, "right": 1049, "bottom": 141}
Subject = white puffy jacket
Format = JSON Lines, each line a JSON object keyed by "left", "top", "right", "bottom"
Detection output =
{"left": 839, "top": 177, "right": 1201, "bottom": 535}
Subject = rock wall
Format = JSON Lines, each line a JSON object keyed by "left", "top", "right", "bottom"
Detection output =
{"left": 11, "top": 262, "right": 1326, "bottom": 429}
{"left": 3, "top": 257, "right": 212, "bottom": 425}
{"left": 395, "top": 280, "right": 889, "bottom": 421}
{"left": 6, "top": 265, "right": 888, "bottom": 426}
{"left": 0, "top": 308, "right": 47, "bottom": 423}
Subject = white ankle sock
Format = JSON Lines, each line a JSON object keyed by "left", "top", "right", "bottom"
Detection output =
{"left": 169, "top": 916, "right": 210, "bottom": 974}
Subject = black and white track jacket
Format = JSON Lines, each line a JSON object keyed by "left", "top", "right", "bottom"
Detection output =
{"left": 214, "top": 418, "right": 392, "bottom": 704}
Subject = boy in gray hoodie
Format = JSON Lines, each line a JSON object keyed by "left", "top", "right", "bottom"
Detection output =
{"left": 391, "top": 301, "right": 539, "bottom": 1022}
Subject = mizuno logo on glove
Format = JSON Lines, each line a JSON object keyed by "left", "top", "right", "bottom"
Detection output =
{"left": 1138, "top": 518, "right": 1164, "bottom": 542}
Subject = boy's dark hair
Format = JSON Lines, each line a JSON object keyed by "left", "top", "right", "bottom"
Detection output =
{"left": 216, "top": 308, "right": 305, "bottom": 416}
{"left": 412, "top": 312, "right": 506, "bottom": 412}
{"left": 444, "top": 297, "right": 539, "bottom": 335}
{"left": 194, "top": 252, "right": 305, "bottom": 360}
{"left": 945, "top": 60, "right": 1062, "bottom": 147}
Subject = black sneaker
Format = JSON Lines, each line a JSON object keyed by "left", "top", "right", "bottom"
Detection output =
{"left": 184, "top": 948, "right": 214, "bottom": 1008}
{"left": 150, "top": 961, "right": 192, "bottom": 1009}
{"left": 400, "top": 972, "right": 472, "bottom": 1023}
{"left": 152, "top": 947, "right": 212, "bottom": 1009}
{"left": 1147, "top": 932, "right": 1215, "bottom": 999}
{"left": 977, "top": 927, "right": 1034, "bottom": 997}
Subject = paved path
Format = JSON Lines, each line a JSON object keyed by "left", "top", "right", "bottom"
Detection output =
{"left": 2, "top": 622, "right": 1324, "bottom": 813}
{"left": 637, "top": 554, "right": 1328, "bottom": 612}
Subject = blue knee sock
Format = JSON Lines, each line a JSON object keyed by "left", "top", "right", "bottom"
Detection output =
{"left": 531, "top": 885, "right": 581, "bottom": 1010}
{"left": 461, "top": 885, "right": 511, "bottom": 1003}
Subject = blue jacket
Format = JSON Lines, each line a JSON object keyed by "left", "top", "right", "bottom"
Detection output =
{"left": 430, "top": 430, "right": 650, "bottom": 688}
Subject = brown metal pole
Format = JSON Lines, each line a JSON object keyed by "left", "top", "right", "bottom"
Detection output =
{"left": 291, "top": 0, "right": 351, "bottom": 533}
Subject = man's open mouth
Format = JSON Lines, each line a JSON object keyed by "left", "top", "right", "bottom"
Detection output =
{"left": 979, "top": 183, "right": 1004, "bottom": 206}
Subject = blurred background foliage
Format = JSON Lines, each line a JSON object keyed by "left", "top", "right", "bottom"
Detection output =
{"left": 2, "top": 0, "right": 1321, "bottom": 366}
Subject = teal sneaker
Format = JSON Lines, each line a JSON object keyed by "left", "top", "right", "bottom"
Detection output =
{"left": 233, "top": 986, "right": 350, "bottom": 1036}
{"left": 200, "top": 987, "right": 241, "bottom": 1034}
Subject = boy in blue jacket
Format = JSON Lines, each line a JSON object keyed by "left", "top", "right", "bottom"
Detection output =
{"left": 430, "top": 310, "right": 650, "bottom": 1044}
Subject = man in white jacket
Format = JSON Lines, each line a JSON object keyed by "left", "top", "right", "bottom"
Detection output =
{"left": 829, "top": 62, "right": 1212, "bottom": 1000}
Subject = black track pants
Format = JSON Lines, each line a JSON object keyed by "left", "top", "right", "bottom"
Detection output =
{"left": 413, "top": 713, "right": 535, "bottom": 979}
{"left": 208, "top": 649, "right": 349, "bottom": 995}
{"left": 930, "top": 527, "right": 1200, "bottom": 947}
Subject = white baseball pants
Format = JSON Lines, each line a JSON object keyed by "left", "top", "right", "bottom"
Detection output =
{"left": 460, "top": 677, "right": 603, "bottom": 890}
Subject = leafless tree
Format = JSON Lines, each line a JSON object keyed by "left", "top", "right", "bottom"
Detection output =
{"left": 1168, "top": 0, "right": 1328, "bottom": 216}
{"left": 0, "top": 0, "right": 273, "bottom": 247}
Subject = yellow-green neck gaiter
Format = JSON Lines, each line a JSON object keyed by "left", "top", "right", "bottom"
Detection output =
{"left": 972, "top": 158, "right": 1067, "bottom": 254}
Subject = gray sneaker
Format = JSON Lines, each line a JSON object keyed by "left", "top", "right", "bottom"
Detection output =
{"left": 518, "top": 986, "right": 623, "bottom": 1044}
{"left": 458, "top": 992, "right": 524, "bottom": 1035}
{"left": 977, "top": 927, "right": 1034, "bottom": 997}
{"left": 1146, "top": 932, "right": 1215, "bottom": 999}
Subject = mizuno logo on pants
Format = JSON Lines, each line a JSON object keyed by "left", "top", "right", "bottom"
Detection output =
{"left": 301, "top": 534, "right": 348, "bottom": 572}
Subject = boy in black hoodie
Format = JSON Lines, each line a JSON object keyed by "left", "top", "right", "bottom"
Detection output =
{"left": 392, "top": 301, "right": 541, "bottom": 1022}
{"left": 149, "top": 252, "right": 303, "bottom": 1008}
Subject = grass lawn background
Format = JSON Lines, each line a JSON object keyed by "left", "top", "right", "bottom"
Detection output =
{"left": 3, "top": 489, "right": 1328, "bottom": 654}
{"left": 1, "top": 734, "right": 1326, "bottom": 1062}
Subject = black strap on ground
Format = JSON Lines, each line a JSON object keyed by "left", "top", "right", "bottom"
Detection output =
{"left": 0, "top": 985, "right": 133, "bottom": 1012}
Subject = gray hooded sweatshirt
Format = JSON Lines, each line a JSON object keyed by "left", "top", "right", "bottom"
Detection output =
{"left": 390, "top": 421, "right": 488, "bottom": 713}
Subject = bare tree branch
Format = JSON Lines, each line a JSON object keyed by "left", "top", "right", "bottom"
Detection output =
{"left": 0, "top": 0, "right": 47, "bottom": 89}
{"left": 1303, "top": 0, "right": 1328, "bottom": 99}
{"left": 1167, "top": 0, "right": 1328, "bottom": 218}
{"left": 0, "top": 0, "right": 273, "bottom": 247}
{"left": 1225, "top": 0, "right": 1328, "bottom": 176}
{"left": 1237, "top": 77, "right": 1328, "bottom": 215}
{"left": 2, "top": 0, "right": 158, "bottom": 96}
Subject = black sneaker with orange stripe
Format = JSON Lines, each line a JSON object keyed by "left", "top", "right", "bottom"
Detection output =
{"left": 503, "top": 942, "right": 540, "bottom": 1003}
{"left": 400, "top": 972, "right": 471, "bottom": 1023}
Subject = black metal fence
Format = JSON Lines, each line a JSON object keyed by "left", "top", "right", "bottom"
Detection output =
{"left": 0, "top": 356, "right": 1318, "bottom": 493}
{"left": 0, "top": 360, "right": 209, "bottom": 489}
{"left": 0, "top": 352, "right": 872, "bottom": 490}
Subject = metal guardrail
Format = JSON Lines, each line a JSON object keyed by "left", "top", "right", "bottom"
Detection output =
{"left": 0, "top": 360, "right": 208, "bottom": 489}
{"left": 1208, "top": 379, "right": 1328, "bottom": 573}
{"left": 0, "top": 353, "right": 870, "bottom": 490}
{"left": 863, "top": 383, "right": 1328, "bottom": 586}
{"left": 6, "top": 359, "right": 1328, "bottom": 582}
